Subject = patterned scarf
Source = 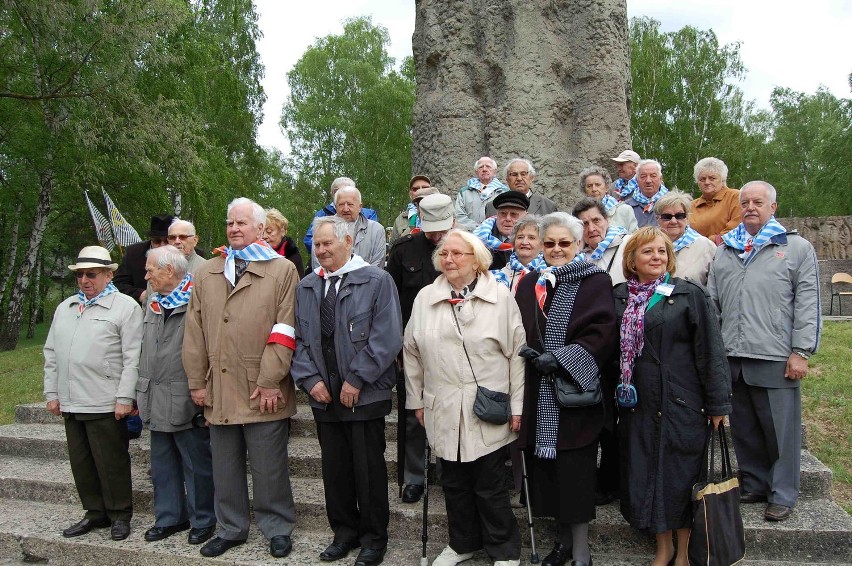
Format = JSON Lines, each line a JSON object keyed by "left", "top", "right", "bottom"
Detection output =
{"left": 589, "top": 225, "right": 627, "bottom": 261}
{"left": 467, "top": 177, "right": 508, "bottom": 201}
{"left": 406, "top": 202, "right": 421, "bottom": 229}
{"left": 619, "top": 274, "right": 667, "bottom": 392}
{"left": 473, "top": 217, "right": 513, "bottom": 251}
{"left": 613, "top": 177, "right": 637, "bottom": 199}
{"left": 214, "top": 239, "right": 280, "bottom": 286}
{"left": 534, "top": 253, "right": 587, "bottom": 313}
{"left": 77, "top": 282, "right": 118, "bottom": 314}
{"left": 601, "top": 194, "right": 619, "bottom": 214}
{"left": 671, "top": 226, "right": 700, "bottom": 252}
{"left": 534, "top": 258, "right": 603, "bottom": 459}
{"left": 490, "top": 252, "right": 546, "bottom": 289}
{"left": 721, "top": 217, "right": 787, "bottom": 265}
{"left": 150, "top": 273, "right": 193, "bottom": 314}
{"left": 631, "top": 184, "right": 669, "bottom": 212}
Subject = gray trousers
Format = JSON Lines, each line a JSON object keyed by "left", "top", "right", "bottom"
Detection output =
{"left": 403, "top": 409, "right": 426, "bottom": 485}
{"left": 730, "top": 375, "right": 801, "bottom": 507}
{"left": 150, "top": 428, "right": 215, "bottom": 529}
{"left": 209, "top": 419, "right": 296, "bottom": 540}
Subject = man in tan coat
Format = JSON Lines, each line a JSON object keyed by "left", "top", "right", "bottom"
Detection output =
{"left": 183, "top": 197, "right": 299, "bottom": 559}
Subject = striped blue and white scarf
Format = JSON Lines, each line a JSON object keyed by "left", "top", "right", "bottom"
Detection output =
{"left": 215, "top": 240, "right": 280, "bottom": 286}
{"left": 473, "top": 217, "right": 513, "bottom": 252}
{"left": 77, "top": 282, "right": 118, "bottom": 313}
{"left": 672, "top": 226, "right": 700, "bottom": 252}
{"left": 601, "top": 194, "right": 619, "bottom": 214}
{"left": 491, "top": 252, "right": 547, "bottom": 289}
{"left": 150, "top": 273, "right": 193, "bottom": 313}
{"left": 466, "top": 177, "right": 508, "bottom": 201}
{"left": 613, "top": 177, "right": 637, "bottom": 199}
{"left": 590, "top": 225, "right": 627, "bottom": 261}
{"left": 630, "top": 184, "right": 669, "bottom": 210}
{"left": 721, "top": 217, "right": 787, "bottom": 265}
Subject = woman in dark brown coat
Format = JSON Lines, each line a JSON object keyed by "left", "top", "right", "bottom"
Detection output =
{"left": 515, "top": 212, "right": 618, "bottom": 566}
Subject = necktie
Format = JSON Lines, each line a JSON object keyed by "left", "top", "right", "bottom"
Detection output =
{"left": 321, "top": 276, "right": 339, "bottom": 336}
{"left": 234, "top": 258, "right": 248, "bottom": 285}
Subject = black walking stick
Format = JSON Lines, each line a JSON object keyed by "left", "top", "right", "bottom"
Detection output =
{"left": 520, "top": 449, "right": 539, "bottom": 563}
{"left": 421, "top": 443, "right": 431, "bottom": 566}
{"left": 396, "top": 359, "right": 406, "bottom": 498}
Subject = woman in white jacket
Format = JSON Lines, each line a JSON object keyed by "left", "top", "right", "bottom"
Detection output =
{"left": 404, "top": 229, "right": 525, "bottom": 566}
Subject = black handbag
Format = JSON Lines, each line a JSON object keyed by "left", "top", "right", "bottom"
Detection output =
{"left": 551, "top": 373, "right": 601, "bottom": 408}
{"left": 688, "top": 422, "right": 746, "bottom": 566}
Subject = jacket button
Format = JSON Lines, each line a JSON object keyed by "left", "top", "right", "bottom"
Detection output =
{"left": 657, "top": 411, "right": 662, "bottom": 417}
{"left": 667, "top": 299, "right": 674, "bottom": 304}
{"left": 224, "top": 318, "right": 229, "bottom": 323}
{"left": 223, "top": 418, "right": 228, "bottom": 423}
{"left": 221, "top": 368, "right": 227, "bottom": 373}
{"left": 630, "top": 408, "right": 635, "bottom": 413}
{"left": 701, "top": 408, "right": 705, "bottom": 414}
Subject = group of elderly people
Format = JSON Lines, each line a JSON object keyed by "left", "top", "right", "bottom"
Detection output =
{"left": 45, "top": 149, "right": 820, "bottom": 566}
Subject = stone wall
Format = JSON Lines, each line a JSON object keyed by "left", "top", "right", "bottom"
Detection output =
{"left": 412, "top": 0, "right": 631, "bottom": 206}
{"left": 784, "top": 216, "right": 852, "bottom": 260}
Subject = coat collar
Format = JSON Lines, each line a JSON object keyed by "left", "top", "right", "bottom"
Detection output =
{"left": 425, "top": 272, "right": 500, "bottom": 306}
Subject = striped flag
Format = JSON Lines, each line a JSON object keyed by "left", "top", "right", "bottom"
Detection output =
{"left": 102, "top": 189, "right": 142, "bottom": 246}
{"left": 84, "top": 191, "right": 115, "bottom": 251}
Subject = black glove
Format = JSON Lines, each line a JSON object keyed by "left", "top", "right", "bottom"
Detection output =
{"left": 518, "top": 346, "right": 541, "bottom": 360}
{"left": 533, "top": 352, "right": 561, "bottom": 375}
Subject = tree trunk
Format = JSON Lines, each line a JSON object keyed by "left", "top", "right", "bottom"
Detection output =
{"left": 26, "top": 252, "right": 42, "bottom": 339}
{"left": 0, "top": 200, "right": 22, "bottom": 301}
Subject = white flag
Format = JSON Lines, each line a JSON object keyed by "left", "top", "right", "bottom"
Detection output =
{"left": 84, "top": 191, "right": 115, "bottom": 251}
{"left": 102, "top": 189, "right": 142, "bottom": 247}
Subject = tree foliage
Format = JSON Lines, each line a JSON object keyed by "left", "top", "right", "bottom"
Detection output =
{"left": 281, "top": 16, "right": 415, "bottom": 228}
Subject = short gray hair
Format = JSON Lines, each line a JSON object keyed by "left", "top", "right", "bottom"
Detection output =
{"left": 330, "top": 176, "right": 355, "bottom": 193}
{"left": 741, "top": 180, "right": 777, "bottom": 204}
{"left": 312, "top": 215, "right": 350, "bottom": 243}
{"left": 169, "top": 218, "right": 196, "bottom": 235}
{"left": 146, "top": 245, "right": 188, "bottom": 278}
{"left": 334, "top": 185, "right": 362, "bottom": 206}
{"left": 637, "top": 159, "right": 663, "bottom": 176}
{"left": 578, "top": 165, "right": 612, "bottom": 191}
{"left": 503, "top": 158, "right": 537, "bottom": 179}
{"left": 654, "top": 189, "right": 693, "bottom": 215}
{"left": 693, "top": 157, "right": 729, "bottom": 184}
{"left": 474, "top": 156, "right": 497, "bottom": 171}
{"left": 227, "top": 197, "right": 266, "bottom": 225}
{"left": 511, "top": 214, "right": 541, "bottom": 243}
{"left": 540, "top": 212, "right": 583, "bottom": 242}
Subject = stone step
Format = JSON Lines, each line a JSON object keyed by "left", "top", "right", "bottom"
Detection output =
{"left": 0, "top": 420, "right": 831, "bottom": 499}
{"left": 3, "top": 499, "right": 846, "bottom": 566}
{"left": 0, "top": 455, "right": 849, "bottom": 562}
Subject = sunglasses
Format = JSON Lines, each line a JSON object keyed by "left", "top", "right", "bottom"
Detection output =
{"left": 543, "top": 240, "right": 576, "bottom": 249}
{"left": 659, "top": 213, "right": 688, "bottom": 221}
{"left": 167, "top": 234, "right": 195, "bottom": 241}
{"left": 74, "top": 271, "right": 101, "bottom": 279}
{"left": 150, "top": 237, "right": 168, "bottom": 245}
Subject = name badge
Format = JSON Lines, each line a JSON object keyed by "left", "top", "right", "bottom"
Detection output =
{"left": 655, "top": 283, "right": 674, "bottom": 297}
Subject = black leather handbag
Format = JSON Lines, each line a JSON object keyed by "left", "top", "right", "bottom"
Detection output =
{"left": 551, "top": 373, "right": 601, "bottom": 408}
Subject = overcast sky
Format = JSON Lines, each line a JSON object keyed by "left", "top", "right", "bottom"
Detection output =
{"left": 254, "top": 0, "right": 852, "bottom": 154}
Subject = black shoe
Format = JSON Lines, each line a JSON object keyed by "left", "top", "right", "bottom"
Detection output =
{"left": 188, "top": 525, "right": 216, "bottom": 545}
{"left": 62, "top": 517, "right": 110, "bottom": 538}
{"left": 740, "top": 491, "right": 767, "bottom": 504}
{"left": 270, "top": 535, "right": 292, "bottom": 558}
{"left": 354, "top": 547, "right": 386, "bottom": 566}
{"left": 110, "top": 520, "right": 131, "bottom": 541}
{"left": 402, "top": 484, "right": 424, "bottom": 503}
{"left": 542, "top": 542, "right": 572, "bottom": 566}
{"left": 319, "top": 540, "right": 360, "bottom": 561}
{"left": 594, "top": 490, "right": 618, "bottom": 506}
{"left": 144, "top": 521, "right": 190, "bottom": 542}
{"left": 764, "top": 503, "right": 792, "bottom": 521}
{"left": 570, "top": 559, "right": 593, "bottom": 566}
{"left": 200, "top": 536, "right": 246, "bottom": 557}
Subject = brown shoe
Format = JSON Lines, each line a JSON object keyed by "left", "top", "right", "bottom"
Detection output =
{"left": 764, "top": 503, "right": 792, "bottom": 521}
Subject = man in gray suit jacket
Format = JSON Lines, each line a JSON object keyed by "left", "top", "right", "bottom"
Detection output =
{"left": 485, "top": 158, "right": 557, "bottom": 217}
{"left": 708, "top": 181, "right": 821, "bottom": 523}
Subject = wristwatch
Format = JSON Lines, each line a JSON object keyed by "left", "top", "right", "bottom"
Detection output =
{"left": 793, "top": 349, "right": 811, "bottom": 360}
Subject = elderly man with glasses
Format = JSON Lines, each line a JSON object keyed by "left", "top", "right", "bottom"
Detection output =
{"left": 485, "top": 158, "right": 557, "bottom": 217}
{"left": 168, "top": 218, "right": 206, "bottom": 275}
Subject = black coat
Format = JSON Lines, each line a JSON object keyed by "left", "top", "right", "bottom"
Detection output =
{"left": 515, "top": 270, "right": 618, "bottom": 451}
{"left": 272, "top": 236, "right": 305, "bottom": 278}
{"left": 113, "top": 240, "right": 151, "bottom": 302}
{"left": 385, "top": 232, "right": 440, "bottom": 326}
{"left": 613, "top": 277, "right": 732, "bottom": 533}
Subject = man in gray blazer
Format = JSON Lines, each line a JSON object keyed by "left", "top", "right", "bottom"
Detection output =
{"left": 485, "top": 158, "right": 557, "bottom": 217}
{"left": 708, "top": 180, "right": 821, "bottom": 522}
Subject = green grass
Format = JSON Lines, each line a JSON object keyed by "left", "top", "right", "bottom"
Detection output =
{"left": 2, "top": 319, "right": 852, "bottom": 513}
{"left": 802, "top": 320, "right": 852, "bottom": 513}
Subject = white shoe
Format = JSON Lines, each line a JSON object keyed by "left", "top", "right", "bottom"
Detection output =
{"left": 432, "top": 545, "right": 476, "bottom": 565}
{"left": 493, "top": 561, "right": 520, "bottom": 566}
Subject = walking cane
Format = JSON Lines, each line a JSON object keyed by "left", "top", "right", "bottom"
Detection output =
{"left": 520, "top": 449, "right": 539, "bottom": 564}
{"left": 421, "top": 443, "right": 431, "bottom": 566}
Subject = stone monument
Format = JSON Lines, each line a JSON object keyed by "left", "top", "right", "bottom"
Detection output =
{"left": 412, "top": 0, "right": 631, "bottom": 206}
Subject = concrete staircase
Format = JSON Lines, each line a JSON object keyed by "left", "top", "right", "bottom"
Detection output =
{"left": 0, "top": 394, "right": 850, "bottom": 565}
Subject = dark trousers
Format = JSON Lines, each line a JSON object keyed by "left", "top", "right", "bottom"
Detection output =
{"left": 316, "top": 419, "right": 389, "bottom": 549}
{"left": 64, "top": 413, "right": 132, "bottom": 522}
{"left": 150, "top": 428, "right": 215, "bottom": 529}
{"left": 440, "top": 447, "right": 521, "bottom": 561}
{"left": 403, "top": 409, "right": 427, "bottom": 486}
{"left": 596, "top": 426, "right": 620, "bottom": 493}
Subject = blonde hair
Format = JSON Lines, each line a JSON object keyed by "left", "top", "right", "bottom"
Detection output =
{"left": 432, "top": 229, "right": 493, "bottom": 273}
{"left": 622, "top": 226, "right": 676, "bottom": 280}
{"left": 265, "top": 208, "right": 289, "bottom": 233}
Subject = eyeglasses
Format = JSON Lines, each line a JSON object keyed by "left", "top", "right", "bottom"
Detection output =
{"left": 438, "top": 251, "right": 474, "bottom": 260}
{"left": 507, "top": 171, "right": 530, "bottom": 178}
{"left": 74, "top": 271, "right": 101, "bottom": 279}
{"left": 167, "top": 234, "right": 195, "bottom": 241}
{"left": 150, "top": 237, "right": 168, "bottom": 245}
{"left": 658, "top": 213, "right": 688, "bottom": 221}
{"left": 543, "top": 240, "right": 576, "bottom": 249}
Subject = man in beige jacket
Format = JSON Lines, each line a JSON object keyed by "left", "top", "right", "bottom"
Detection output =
{"left": 183, "top": 197, "right": 300, "bottom": 559}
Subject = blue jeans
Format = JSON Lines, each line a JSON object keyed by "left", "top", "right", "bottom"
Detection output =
{"left": 150, "top": 427, "right": 215, "bottom": 528}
